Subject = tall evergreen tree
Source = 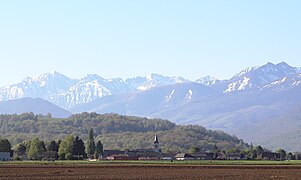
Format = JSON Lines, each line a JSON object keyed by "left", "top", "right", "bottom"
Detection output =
{"left": 48, "top": 140, "right": 59, "bottom": 152}
{"left": 94, "top": 140, "right": 104, "bottom": 159}
{"left": 72, "top": 136, "right": 87, "bottom": 160}
{"left": 86, "top": 128, "right": 95, "bottom": 157}
{"left": 0, "top": 139, "right": 11, "bottom": 152}
{"left": 41, "top": 141, "right": 47, "bottom": 152}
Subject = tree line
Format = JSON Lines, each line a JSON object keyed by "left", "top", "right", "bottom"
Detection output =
{"left": 1, "top": 128, "right": 103, "bottom": 161}
{"left": 188, "top": 142, "right": 301, "bottom": 160}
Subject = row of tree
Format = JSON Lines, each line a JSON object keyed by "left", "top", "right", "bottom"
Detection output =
{"left": 1, "top": 128, "right": 103, "bottom": 161}
{"left": 189, "top": 143, "right": 300, "bottom": 160}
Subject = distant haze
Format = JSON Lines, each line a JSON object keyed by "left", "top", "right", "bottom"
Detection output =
{"left": 1, "top": 1, "right": 301, "bottom": 86}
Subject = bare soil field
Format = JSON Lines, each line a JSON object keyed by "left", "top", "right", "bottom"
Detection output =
{"left": 1, "top": 164, "right": 301, "bottom": 179}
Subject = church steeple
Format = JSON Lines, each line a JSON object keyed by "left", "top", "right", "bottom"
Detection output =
{"left": 154, "top": 134, "right": 160, "bottom": 152}
{"left": 154, "top": 134, "right": 159, "bottom": 143}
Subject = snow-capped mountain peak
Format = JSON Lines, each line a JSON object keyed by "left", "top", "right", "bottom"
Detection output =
{"left": 232, "top": 66, "right": 259, "bottom": 79}
{"left": 0, "top": 72, "right": 77, "bottom": 102}
{"left": 1, "top": 62, "right": 301, "bottom": 109}
{"left": 196, "top": 76, "right": 220, "bottom": 86}
{"left": 224, "top": 62, "right": 300, "bottom": 93}
{"left": 136, "top": 74, "right": 188, "bottom": 91}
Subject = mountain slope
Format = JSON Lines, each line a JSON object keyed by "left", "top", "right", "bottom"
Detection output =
{"left": 260, "top": 73, "right": 301, "bottom": 92}
{"left": 221, "top": 62, "right": 299, "bottom": 92}
{"left": 70, "top": 82, "right": 216, "bottom": 116}
{"left": 0, "top": 98, "right": 72, "bottom": 118}
{"left": 0, "top": 113, "right": 243, "bottom": 152}
{"left": 53, "top": 74, "right": 131, "bottom": 109}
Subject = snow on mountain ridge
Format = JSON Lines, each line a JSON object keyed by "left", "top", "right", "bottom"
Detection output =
{"left": 260, "top": 73, "right": 301, "bottom": 92}
{"left": 196, "top": 76, "right": 221, "bottom": 86}
{"left": 232, "top": 66, "right": 260, "bottom": 79}
{"left": 135, "top": 73, "right": 188, "bottom": 91}
{"left": 1, "top": 62, "right": 300, "bottom": 109}
{"left": 0, "top": 71, "right": 77, "bottom": 102}
{"left": 55, "top": 79, "right": 112, "bottom": 109}
{"left": 224, "top": 62, "right": 299, "bottom": 93}
{"left": 0, "top": 72, "right": 190, "bottom": 109}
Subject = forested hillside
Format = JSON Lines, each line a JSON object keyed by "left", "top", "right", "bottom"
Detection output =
{"left": 0, "top": 112, "right": 245, "bottom": 152}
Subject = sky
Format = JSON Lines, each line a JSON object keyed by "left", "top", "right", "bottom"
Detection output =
{"left": 0, "top": 0, "right": 301, "bottom": 86}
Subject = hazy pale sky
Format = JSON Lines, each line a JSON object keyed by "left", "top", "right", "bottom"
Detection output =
{"left": 0, "top": 0, "right": 301, "bottom": 86}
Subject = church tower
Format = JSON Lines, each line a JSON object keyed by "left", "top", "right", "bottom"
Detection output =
{"left": 154, "top": 134, "right": 160, "bottom": 153}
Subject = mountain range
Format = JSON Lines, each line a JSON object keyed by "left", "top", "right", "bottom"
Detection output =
{"left": 1, "top": 61, "right": 301, "bottom": 151}
{"left": 0, "top": 72, "right": 189, "bottom": 109}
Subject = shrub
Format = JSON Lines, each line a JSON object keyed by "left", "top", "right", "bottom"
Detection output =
{"left": 13, "top": 155, "right": 22, "bottom": 161}
{"left": 65, "top": 153, "right": 73, "bottom": 160}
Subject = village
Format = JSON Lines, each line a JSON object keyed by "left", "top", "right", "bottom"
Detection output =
{"left": 1, "top": 133, "right": 300, "bottom": 162}
{"left": 100, "top": 134, "right": 298, "bottom": 161}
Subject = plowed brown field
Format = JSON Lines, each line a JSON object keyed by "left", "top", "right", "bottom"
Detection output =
{"left": 1, "top": 164, "right": 301, "bottom": 179}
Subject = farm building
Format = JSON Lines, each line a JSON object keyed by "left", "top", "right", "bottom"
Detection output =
{"left": 103, "top": 150, "right": 125, "bottom": 159}
{"left": 191, "top": 153, "right": 214, "bottom": 160}
{"left": 161, "top": 154, "right": 175, "bottom": 161}
{"left": 174, "top": 153, "right": 195, "bottom": 161}
{"left": 0, "top": 152, "right": 10, "bottom": 161}
{"left": 226, "top": 153, "right": 244, "bottom": 160}
{"left": 294, "top": 153, "right": 301, "bottom": 160}
{"left": 130, "top": 150, "right": 161, "bottom": 160}
{"left": 107, "top": 154, "right": 138, "bottom": 161}
{"left": 215, "top": 152, "right": 227, "bottom": 160}
{"left": 258, "top": 152, "right": 281, "bottom": 161}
